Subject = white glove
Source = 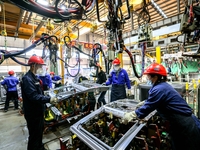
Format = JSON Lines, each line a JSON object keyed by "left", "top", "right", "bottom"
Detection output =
{"left": 56, "top": 80, "right": 61, "bottom": 84}
{"left": 102, "top": 82, "right": 106, "bottom": 86}
{"left": 122, "top": 111, "right": 137, "bottom": 124}
{"left": 50, "top": 97, "right": 57, "bottom": 104}
{"left": 136, "top": 101, "right": 145, "bottom": 108}
{"left": 127, "top": 89, "right": 131, "bottom": 96}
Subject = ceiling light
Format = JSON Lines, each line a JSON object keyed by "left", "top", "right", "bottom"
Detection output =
{"left": 151, "top": 0, "right": 167, "bottom": 18}
{"left": 60, "top": 5, "right": 66, "bottom": 10}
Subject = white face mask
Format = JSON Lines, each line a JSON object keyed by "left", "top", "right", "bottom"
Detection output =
{"left": 147, "top": 80, "right": 153, "bottom": 85}
{"left": 113, "top": 66, "right": 120, "bottom": 71}
{"left": 36, "top": 67, "right": 46, "bottom": 76}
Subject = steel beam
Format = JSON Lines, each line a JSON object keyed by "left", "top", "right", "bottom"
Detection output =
{"left": 29, "top": 0, "right": 56, "bottom": 40}
{"left": 15, "top": 9, "right": 24, "bottom": 37}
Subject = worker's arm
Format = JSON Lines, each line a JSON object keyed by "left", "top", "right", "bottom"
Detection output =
{"left": 124, "top": 70, "right": 131, "bottom": 89}
{"left": 135, "top": 87, "right": 165, "bottom": 119}
{"left": 106, "top": 73, "right": 112, "bottom": 85}
{"left": 1, "top": 79, "right": 6, "bottom": 85}
{"left": 22, "top": 76, "right": 50, "bottom": 103}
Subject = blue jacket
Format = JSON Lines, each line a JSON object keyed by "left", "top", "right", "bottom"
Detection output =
{"left": 106, "top": 68, "right": 131, "bottom": 89}
{"left": 135, "top": 82, "right": 192, "bottom": 120}
{"left": 38, "top": 74, "right": 52, "bottom": 88}
{"left": 1, "top": 76, "right": 19, "bottom": 92}
{"left": 52, "top": 75, "right": 62, "bottom": 82}
{"left": 21, "top": 70, "right": 50, "bottom": 117}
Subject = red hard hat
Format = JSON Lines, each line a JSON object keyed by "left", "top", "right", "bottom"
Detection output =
{"left": 112, "top": 58, "right": 120, "bottom": 65}
{"left": 144, "top": 63, "right": 167, "bottom": 76}
{"left": 50, "top": 72, "right": 55, "bottom": 75}
{"left": 28, "top": 55, "right": 45, "bottom": 65}
{"left": 8, "top": 70, "right": 14, "bottom": 75}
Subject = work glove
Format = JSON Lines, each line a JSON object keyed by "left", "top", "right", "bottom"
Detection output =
{"left": 50, "top": 97, "right": 57, "bottom": 104}
{"left": 102, "top": 82, "right": 106, "bottom": 86}
{"left": 136, "top": 100, "right": 145, "bottom": 109}
{"left": 56, "top": 80, "right": 61, "bottom": 84}
{"left": 122, "top": 111, "right": 137, "bottom": 124}
{"left": 127, "top": 89, "right": 131, "bottom": 96}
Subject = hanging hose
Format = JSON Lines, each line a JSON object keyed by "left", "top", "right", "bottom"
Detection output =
{"left": 93, "top": 43, "right": 109, "bottom": 74}
{"left": 123, "top": 43, "right": 146, "bottom": 78}
{"left": 65, "top": 51, "right": 81, "bottom": 77}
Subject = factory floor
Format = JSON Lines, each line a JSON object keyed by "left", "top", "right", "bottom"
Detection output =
{"left": 0, "top": 91, "right": 111, "bottom": 150}
{"left": 0, "top": 107, "right": 72, "bottom": 150}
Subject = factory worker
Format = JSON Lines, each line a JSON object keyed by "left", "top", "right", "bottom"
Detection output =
{"left": 95, "top": 63, "right": 107, "bottom": 107}
{"left": 21, "top": 55, "right": 57, "bottom": 150}
{"left": 50, "top": 72, "right": 62, "bottom": 88}
{"left": 1, "top": 70, "right": 19, "bottom": 112}
{"left": 122, "top": 63, "right": 200, "bottom": 150}
{"left": 38, "top": 68, "right": 52, "bottom": 91}
{"left": 106, "top": 58, "right": 131, "bottom": 102}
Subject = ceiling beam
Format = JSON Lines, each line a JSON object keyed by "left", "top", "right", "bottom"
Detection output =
{"left": 15, "top": 9, "right": 24, "bottom": 37}
{"left": 177, "top": 0, "right": 180, "bottom": 14}
{"left": 29, "top": 0, "right": 56, "bottom": 41}
{"left": 26, "top": 12, "right": 32, "bottom": 24}
{"left": 22, "top": 11, "right": 28, "bottom": 23}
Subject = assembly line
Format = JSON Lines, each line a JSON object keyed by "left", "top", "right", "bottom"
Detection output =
{"left": 0, "top": 0, "right": 200, "bottom": 150}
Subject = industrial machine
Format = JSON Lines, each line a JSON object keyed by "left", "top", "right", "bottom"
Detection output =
{"left": 43, "top": 81, "right": 109, "bottom": 132}
{"left": 57, "top": 99, "right": 172, "bottom": 150}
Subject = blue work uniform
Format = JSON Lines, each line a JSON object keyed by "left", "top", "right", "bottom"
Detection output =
{"left": 38, "top": 74, "right": 52, "bottom": 91}
{"left": 1, "top": 76, "right": 19, "bottom": 110}
{"left": 135, "top": 82, "right": 200, "bottom": 150}
{"left": 21, "top": 70, "right": 50, "bottom": 150}
{"left": 106, "top": 68, "right": 131, "bottom": 102}
{"left": 52, "top": 75, "right": 62, "bottom": 88}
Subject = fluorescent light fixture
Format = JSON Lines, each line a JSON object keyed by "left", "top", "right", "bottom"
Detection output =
{"left": 79, "top": 28, "right": 91, "bottom": 35}
{"left": 60, "top": 5, "right": 66, "bottom": 10}
{"left": 151, "top": 0, "right": 167, "bottom": 18}
{"left": 38, "top": 0, "right": 49, "bottom": 6}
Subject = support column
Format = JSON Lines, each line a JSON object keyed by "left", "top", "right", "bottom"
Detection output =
{"left": 59, "top": 44, "right": 64, "bottom": 84}
{"left": 156, "top": 46, "right": 161, "bottom": 64}
{"left": 118, "top": 53, "right": 123, "bottom": 68}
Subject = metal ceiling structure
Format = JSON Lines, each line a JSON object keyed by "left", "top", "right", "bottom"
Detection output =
{"left": 0, "top": 0, "right": 185, "bottom": 41}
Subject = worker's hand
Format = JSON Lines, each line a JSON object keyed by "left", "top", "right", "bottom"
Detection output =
{"left": 56, "top": 80, "right": 61, "bottom": 84}
{"left": 122, "top": 111, "right": 137, "bottom": 124}
{"left": 136, "top": 101, "right": 145, "bottom": 109}
{"left": 127, "top": 89, "right": 131, "bottom": 96}
{"left": 102, "top": 82, "right": 106, "bottom": 86}
{"left": 50, "top": 97, "right": 57, "bottom": 104}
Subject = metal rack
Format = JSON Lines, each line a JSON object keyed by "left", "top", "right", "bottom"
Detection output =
{"left": 70, "top": 99, "right": 157, "bottom": 150}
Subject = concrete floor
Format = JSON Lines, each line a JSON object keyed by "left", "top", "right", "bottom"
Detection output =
{"left": 0, "top": 106, "right": 74, "bottom": 150}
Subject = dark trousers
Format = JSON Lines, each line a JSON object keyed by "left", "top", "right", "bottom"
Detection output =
{"left": 98, "top": 91, "right": 107, "bottom": 106}
{"left": 169, "top": 114, "right": 200, "bottom": 150}
{"left": 5, "top": 91, "right": 18, "bottom": 110}
{"left": 25, "top": 115, "right": 45, "bottom": 150}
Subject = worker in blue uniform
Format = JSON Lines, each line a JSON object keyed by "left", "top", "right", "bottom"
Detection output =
{"left": 122, "top": 63, "right": 200, "bottom": 150}
{"left": 1, "top": 70, "right": 19, "bottom": 112}
{"left": 21, "top": 55, "right": 57, "bottom": 150}
{"left": 37, "top": 67, "right": 52, "bottom": 91}
{"left": 50, "top": 72, "right": 62, "bottom": 88}
{"left": 38, "top": 74, "right": 52, "bottom": 91}
{"left": 106, "top": 58, "right": 131, "bottom": 102}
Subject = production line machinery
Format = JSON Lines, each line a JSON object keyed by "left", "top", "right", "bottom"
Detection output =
{"left": 43, "top": 81, "right": 109, "bottom": 132}
{"left": 58, "top": 99, "right": 172, "bottom": 150}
